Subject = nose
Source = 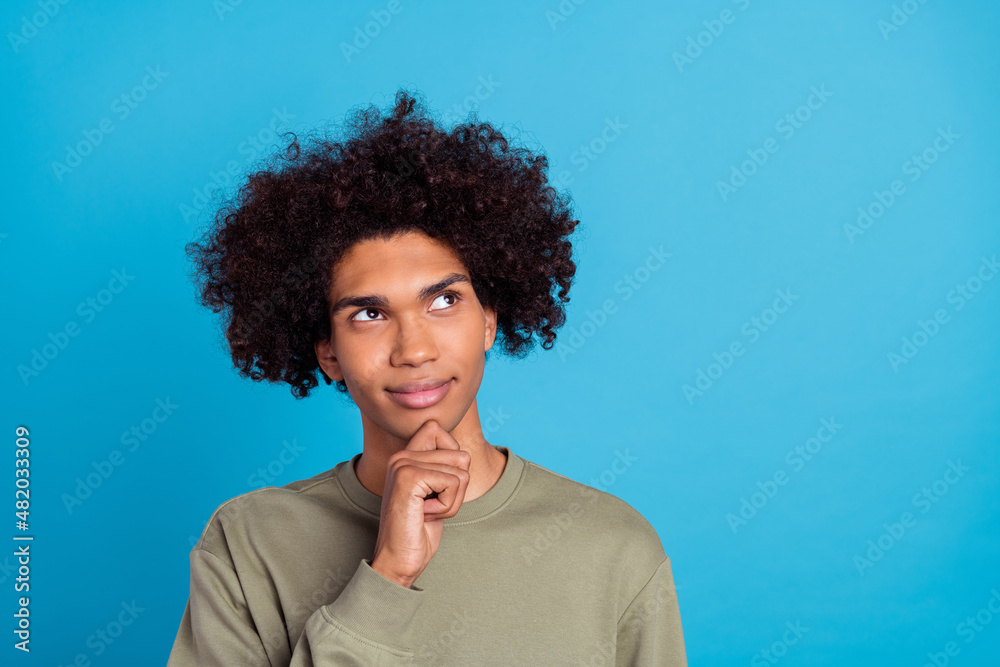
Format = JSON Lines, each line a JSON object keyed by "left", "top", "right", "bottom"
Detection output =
{"left": 389, "top": 315, "right": 439, "bottom": 367}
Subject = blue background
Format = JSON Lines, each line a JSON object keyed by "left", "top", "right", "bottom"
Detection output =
{"left": 3, "top": 0, "right": 998, "bottom": 664}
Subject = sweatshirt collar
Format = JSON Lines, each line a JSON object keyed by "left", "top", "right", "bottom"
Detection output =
{"left": 336, "top": 445, "right": 523, "bottom": 524}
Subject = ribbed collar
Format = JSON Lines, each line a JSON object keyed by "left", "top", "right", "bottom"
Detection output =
{"left": 335, "top": 446, "right": 524, "bottom": 524}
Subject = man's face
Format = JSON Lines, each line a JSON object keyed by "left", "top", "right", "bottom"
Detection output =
{"left": 314, "top": 229, "right": 497, "bottom": 442}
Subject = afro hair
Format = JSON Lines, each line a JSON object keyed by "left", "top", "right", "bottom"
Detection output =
{"left": 187, "top": 87, "right": 581, "bottom": 399}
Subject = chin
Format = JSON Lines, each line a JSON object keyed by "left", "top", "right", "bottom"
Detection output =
{"left": 402, "top": 400, "right": 466, "bottom": 432}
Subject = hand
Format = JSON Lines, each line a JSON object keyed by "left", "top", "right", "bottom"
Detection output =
{"left": 370, "top": 420, "right": 471, "bottom": 588}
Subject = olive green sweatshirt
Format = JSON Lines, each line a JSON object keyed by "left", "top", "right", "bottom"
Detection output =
{"left": 166, "top": 446, "right": 687, "bottom": 665}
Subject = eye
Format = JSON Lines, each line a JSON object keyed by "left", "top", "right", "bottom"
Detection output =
{"left": 351, "top": 307, "right": 383, "bottom": 322}
{"left": 349, "top": 291, "right": 462, "bottom": 323}
{"left": 431, "top": 291, "right": 462, "bottom": 311}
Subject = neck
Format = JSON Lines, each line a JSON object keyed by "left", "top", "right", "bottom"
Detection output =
{"left": 354, "top": 400, "right": 508, "bottom": 502}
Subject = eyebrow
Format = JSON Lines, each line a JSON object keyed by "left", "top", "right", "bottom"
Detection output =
{"left": 330, "top": 272, "right": 473, "bottom": 318}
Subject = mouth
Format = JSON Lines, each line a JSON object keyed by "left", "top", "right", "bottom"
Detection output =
{"left": 386, "top": 378, "right": 453, "bottom": 409}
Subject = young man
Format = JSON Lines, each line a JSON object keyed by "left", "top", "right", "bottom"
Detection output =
{"left": 167, "top": 89, "right": 686, "bottom": 665}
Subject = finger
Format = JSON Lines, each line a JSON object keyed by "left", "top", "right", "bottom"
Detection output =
{"left": 390, "top": 460, "right": 469, "bottom": 491}
{"left": 402, "top": 419, "right": 446, "bottom": 452}
{"left": 398, "top": 467, "right": 467, "bottom": 518}
{"left": 389, "top": 449, "right": 471, "bottom": 472}
{"left": 394, "top": 464, "right": 462, "bottom": 501}
{"left": 404, "top": 419, "right": 462, "bottom": 452}
{"left": 424, "top": 465, "right": 471, "bottom": 519}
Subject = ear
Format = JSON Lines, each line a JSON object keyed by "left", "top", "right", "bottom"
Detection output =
{"left": 314, "top": 337, "right": 344, "bottom": 383}
{"left": 484, "top": 305, "right": 497, "bottom": 352}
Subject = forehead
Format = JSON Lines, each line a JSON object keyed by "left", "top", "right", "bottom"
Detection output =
{"left": 330, "top": 230, "right": 468, "bottom": 292}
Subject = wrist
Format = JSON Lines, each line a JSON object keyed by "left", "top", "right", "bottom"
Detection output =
{"left": 370, "top": 556, "right": 416, "bottom": 589}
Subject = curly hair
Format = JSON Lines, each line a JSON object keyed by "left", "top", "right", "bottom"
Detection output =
{"left": 186, "top": 88, "right": 580, "bottom": 399}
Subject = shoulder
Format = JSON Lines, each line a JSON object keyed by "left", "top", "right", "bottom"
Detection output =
{"left": 190, "top": 465, "right": 345, "bottom": 563}
{"left": 517, "top": 456, "right": 667, "bottom": 564}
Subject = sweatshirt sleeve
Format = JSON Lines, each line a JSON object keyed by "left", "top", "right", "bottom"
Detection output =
{"left": 615, "top": 557, "right": 687, "bottom": 667}
{"left": 166, "top": 547, "right": 272, "bottom": 667}
{"left": 167, "top": 548, "right": 426, "bottom": 667}
{"left": 289, "top": 558, "right": 427, "bottom": 666}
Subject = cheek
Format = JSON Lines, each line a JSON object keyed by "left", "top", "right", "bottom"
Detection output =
{"left": 460, "top": 316, "right": 488, "bottom": 349}
{"left": 344, "top": 341, "right": 381, "bottom": 379}
{"left": 447, "top": 324, "right": 487, "bottom": 368}
{"left": 333, "top": 334, "right": 378, "bottom": 382}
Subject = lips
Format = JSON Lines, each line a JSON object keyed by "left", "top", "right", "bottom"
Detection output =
{"left": 387, "top": 378, "right": 451, "bottom": 393}
{"left": 386, "top": 378, "right": 452, "bottom": 409}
